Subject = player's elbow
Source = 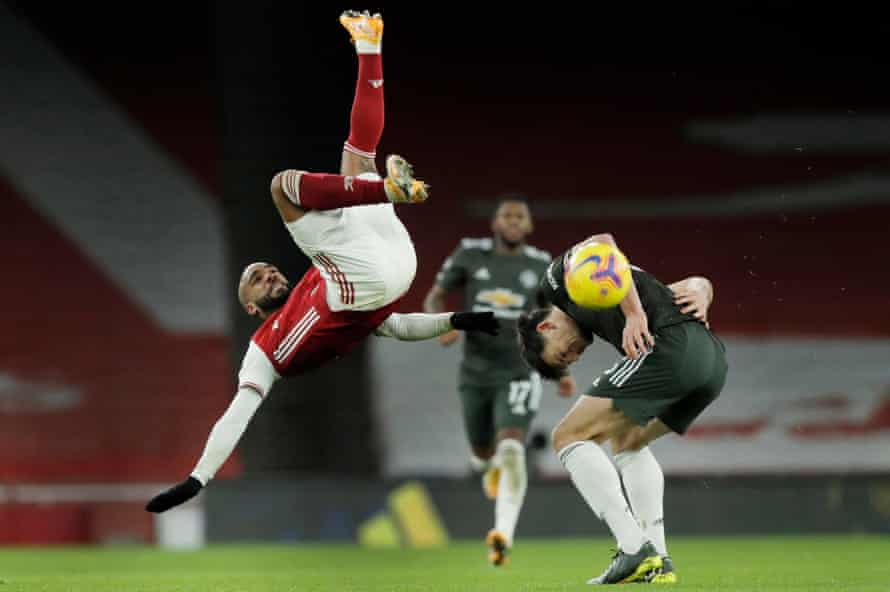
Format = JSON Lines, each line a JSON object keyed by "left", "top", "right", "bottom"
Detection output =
{"left": 423, "top": 286, "right": 445, "bottom": 313}
{"left": 689, "top": 276, "right": 714, "bottom": 301}
{"left": 270, "top": 169, "right": 305, "bottom": 206}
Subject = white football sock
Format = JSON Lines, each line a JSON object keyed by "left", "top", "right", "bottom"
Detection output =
{"left": 558, "top": 441, "right": 647, "bottom": 554}
{"left": 355, "top": 40, "right": 381, "bottom": 54}
{"left": 614, "top": 447, "right": 667, "bottom": 556}
{"left": 493, "top": 439, "right": 527, "bottom": 546}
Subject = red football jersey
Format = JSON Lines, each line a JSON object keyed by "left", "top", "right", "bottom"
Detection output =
{"left": 250, "top": 267, "right": 399, "bottom": 376}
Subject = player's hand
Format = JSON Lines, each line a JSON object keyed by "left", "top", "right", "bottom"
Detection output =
{"left": 145, "top": 477, "right": 203, "bottom": 513}
{"left": 622, "top": 312, "right": 654, "bottom": 359}
{"left": 557, "top": 375, "right": 577, "bottom": 397}
{"left": 450, "top": 311, "right": 499, "bottom": 336}
{"left": 671, "top": 283, "right": 711, "bottom": 328}
{"left": 438, "top": 329, "right": 460, "bottom": 346}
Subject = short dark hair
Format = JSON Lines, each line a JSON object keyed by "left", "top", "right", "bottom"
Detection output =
{"left": 516, "top": 307, "right": 567, "bottom": 380}
{"left": 493, "top": 193, "right": 530, "bottom": 216}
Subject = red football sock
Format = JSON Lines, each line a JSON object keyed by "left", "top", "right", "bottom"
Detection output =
{"left": 291, "top": 172, "right": 388, "bottom": 210}
{"left": 344, "top": 53, "right": 384, "bottom": 158}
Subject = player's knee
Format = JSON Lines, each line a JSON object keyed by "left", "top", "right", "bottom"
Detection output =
{"left": 612, "top": 431, "right": 645, "bottom": 454}
{"left": 551, "top": 423, "right": 575, "bottom": 453}
{"left": 496, "top": 438, "right": 525, "bottom": 465}
{"left": 271, "top": 169, "right": 305, "bottom": 206}
{"left": 496, "top": 427, "right": 525, "bottom": 443}
{"left": 471, "top": 446, "right": 494, "bottom": 461}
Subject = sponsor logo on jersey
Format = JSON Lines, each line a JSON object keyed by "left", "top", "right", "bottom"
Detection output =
{"left": 273, "top": 319, "right": 280, "bottom": 331}
{"left": 473, "top": 267, "right": 491, "bottom": 280}
{"left": 519, "top": 269, "right": 538, "bottom": 289}
{"left": 369, "top": 79, "right": 384, "bottom": 88}
{"left": 477, "top": 288, "right": 526, "bottom": 309}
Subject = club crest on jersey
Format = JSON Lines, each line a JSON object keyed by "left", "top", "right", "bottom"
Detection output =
{"left": 477, "top": 288, "right": 526, "bottom": 309}
{"left": 519, "top": 269, "right": 538, "bottom": 289}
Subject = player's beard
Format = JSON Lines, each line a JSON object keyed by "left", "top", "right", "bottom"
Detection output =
{"left": 497, "top": 230, "right": 524, "bottom": 250}
{"left": 255, "top": 287, "right": 290, "bottom": 314}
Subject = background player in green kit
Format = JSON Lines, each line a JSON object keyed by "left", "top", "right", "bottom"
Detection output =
{"left": 424, "top": 196, "right": 576, "bottom": 566}
{"left": 517, "top": 232, "right": 724, "bottom": 585}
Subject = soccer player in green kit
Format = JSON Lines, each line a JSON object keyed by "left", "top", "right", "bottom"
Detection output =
{"left": 424, "top": 196, "right": 576, "bottom": 566}
{"left": 517, "top": 232, "right": 724, "bottom": 585}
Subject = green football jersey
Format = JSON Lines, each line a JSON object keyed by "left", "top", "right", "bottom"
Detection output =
{"left": 539, "top": 249, "right": 698, "bottom": 353}
{"left": 436, "top": 238, "right": 551, "bottom": 386}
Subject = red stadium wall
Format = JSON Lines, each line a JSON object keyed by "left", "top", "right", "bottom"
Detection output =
{"left": 0, "top": 182, "right": 237, "bottom": 483}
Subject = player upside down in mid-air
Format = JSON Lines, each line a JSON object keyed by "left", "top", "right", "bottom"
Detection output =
{"left": 146, "top": 10, "right": 499, "bottom": 513}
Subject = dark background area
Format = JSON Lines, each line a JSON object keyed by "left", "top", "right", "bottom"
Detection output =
{"left": 5, "top": 1, "right": 889, "bottom": 476}
{"left": 1, "top": 1, "right": 889, "bottom": 545}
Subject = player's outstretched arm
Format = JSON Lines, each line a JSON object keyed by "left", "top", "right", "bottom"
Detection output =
{"left": 145, "top": 387, "right": 265, "bottom": 513}
{"left": 375, "top": 311, "right": 499, "bottom": 341}
{"left": 668, "top": 276, "right": 714, "bottom": 326}
{"left": 423, "top": 284, "right": 460, "bottom": 346}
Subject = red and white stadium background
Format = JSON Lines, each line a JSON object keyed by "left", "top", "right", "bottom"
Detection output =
{"left": 1, "top": 5, "right": 888, "bottom": 542}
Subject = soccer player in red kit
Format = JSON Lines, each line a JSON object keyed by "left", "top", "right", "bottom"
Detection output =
{"left": 146, "top": 10, "right": 498, "bottom": 513}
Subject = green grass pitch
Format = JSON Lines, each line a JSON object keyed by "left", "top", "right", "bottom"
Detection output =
{"left": 1, "top": 536, "right": 887, "bottom": 591}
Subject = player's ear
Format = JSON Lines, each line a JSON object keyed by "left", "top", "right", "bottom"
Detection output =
{"left": 537, "top": 320, "right": 556, "bottom": 333}
{"left": 245, "top": 302, "right": 257, "bottom": 317}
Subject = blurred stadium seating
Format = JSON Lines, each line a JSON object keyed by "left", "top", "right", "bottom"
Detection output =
{"left": 0, "top": 4, "right": 887, "bottom": 544}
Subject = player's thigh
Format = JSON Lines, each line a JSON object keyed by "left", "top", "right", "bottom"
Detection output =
{"left": 586, "top": 326, "right": 692, "bottom": 431}
{"left": 332, "top": 207, "right": 417, "bottom": 308}
{"left": 492, "top": 373, "right": 543, "bottom": 440}
{"left": 659, "top": 368, "right": 727, "bottom": 434}
{"left": 611, "top": 418, "right": 673, "bottom": 453}
{"left": 459, "top": 384, "right": 496, "bottom": 449}
{"left": 659, "top": 323, "right": 729, "bottom": 434}
{"left": 551, "top": 394, "right": 634, "bottom": 450}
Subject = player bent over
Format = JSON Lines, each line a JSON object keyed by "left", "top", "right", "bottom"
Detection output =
{"left": 517, "top": 233, "right": 726, "bottom": 585}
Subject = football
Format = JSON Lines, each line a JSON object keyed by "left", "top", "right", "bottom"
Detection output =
{"left": 564, "top": 242, "right": 632, "bottom": 309}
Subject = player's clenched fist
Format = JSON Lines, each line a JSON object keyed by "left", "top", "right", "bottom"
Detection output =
{"left": 451, "top": 311, "right": 500, "bottom": 336}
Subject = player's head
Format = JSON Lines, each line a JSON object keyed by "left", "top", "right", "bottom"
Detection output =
{"left": 491, "top": 194, "right": 533, "bottom": 248}
{"left": 517, "top": 306, "right": 590, "bottom": 379}
{"left": 238, "top": 262, "right": 291, "bottom": 319}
